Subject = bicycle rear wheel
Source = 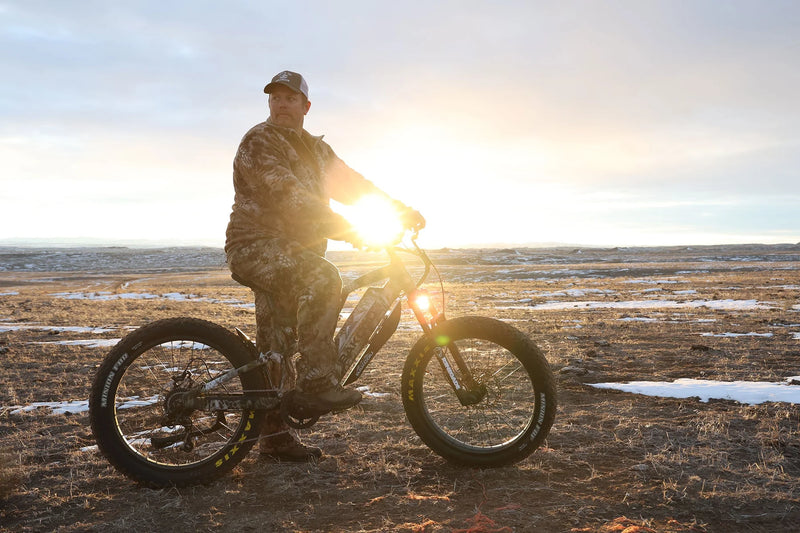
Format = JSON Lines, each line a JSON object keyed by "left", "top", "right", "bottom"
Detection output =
{"left": 89, "top": 317, "right": 266, "bottom": 487}
{"left": 402, "top": 316, "right": 556, "bottom": 466}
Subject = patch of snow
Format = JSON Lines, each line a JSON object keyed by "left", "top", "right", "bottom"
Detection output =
{"left": 527, "top": 299, "right": 775, "bottom": 311}
{"left": 50, "top": 291, "right": 246, "bottom": 306}
{"left": 31, "top": 338, "right": 121, "bottom": 348}
{"left": 9, "top": 400, "right": 89, "bottom": 415}
{"left": 7, "top": 395, "right": 161, "bottom": 416}
{"left": 623, "top": 279, "right": 679, "bottom": 285}
{"left": 51, "top": 291, "right": 160, "bottom": 300}
{"left": 0, "top": 324, "right": 115, "bottom": 334}
{"left": 699, "top": 332, "right": 773, "bottom": 338}
{"left": 117, "top": 395, "right": 161, "bottom": 409}
{"left": 524, "top": 288, "right": 615, "bottom": 299}
{"left": 617, "top": 316, "right": 719, "bottom": 324}
{"left": 590, "top": 377, "right": 800, "bottom": 405}
{"left": 0, "top": 291, "right": 19, "bottom": 296}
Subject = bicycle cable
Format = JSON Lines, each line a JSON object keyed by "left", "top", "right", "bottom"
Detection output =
{"left": 409, "top": 236, "right": 446, "bottom": 317}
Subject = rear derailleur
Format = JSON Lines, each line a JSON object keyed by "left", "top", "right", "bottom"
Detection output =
{"left": 150, "top": 371, "right": 225, "bottom": 451}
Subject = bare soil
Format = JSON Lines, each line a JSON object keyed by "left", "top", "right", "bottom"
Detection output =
{"left": 1, "top": 248, "right": 798, "bottom": 532}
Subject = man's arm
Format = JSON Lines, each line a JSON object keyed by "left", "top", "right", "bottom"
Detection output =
{"left": 236, "top": 131, "right": 354, "bottom": 241}
{"left": 323, "top": 144, "right": 424, "bottom": 230}
{"left": 324, "top": 156, "right": 386, "bottom": 205}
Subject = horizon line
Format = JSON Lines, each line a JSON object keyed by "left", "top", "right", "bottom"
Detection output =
{"left": 1, "top": 237, "right": 799, "bottom": 251}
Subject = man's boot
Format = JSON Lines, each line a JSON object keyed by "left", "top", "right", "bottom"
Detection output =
{"left": 258, "top": 410, "right": 322, "bottom": 462}
{"left": 291, "top": 385, "right": 362, "bottom": 416}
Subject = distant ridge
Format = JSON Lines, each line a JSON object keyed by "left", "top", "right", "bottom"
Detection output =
{"left": 2, "top": 242, "right": 798, "bottom": 274}
{"left": 0, "top": 237, "right": 223, "bottom": 249}
{"left": 2, "top": 237, "right": 798, "bottom": 250}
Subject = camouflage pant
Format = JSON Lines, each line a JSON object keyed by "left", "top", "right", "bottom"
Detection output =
{"left": 227, "top": 237, "right": 343, "bottom": 393}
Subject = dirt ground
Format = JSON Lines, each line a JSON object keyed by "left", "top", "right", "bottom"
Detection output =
{"left": 1, "top": 248, "right": 798, "bottom": 532}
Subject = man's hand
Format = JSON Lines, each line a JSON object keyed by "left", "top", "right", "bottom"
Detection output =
{"left": 343, "top": 227, "right": 364, "bottom": 250}
{"left": 400, "top": 207, "right": 426, "bottom": 231}
{"left": 391, "top": 200, "right": 425, "bottom": 231}
{"left": 328, "top": 212, "right": 365, "bottom": 249}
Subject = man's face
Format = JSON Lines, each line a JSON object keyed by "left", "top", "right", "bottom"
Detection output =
{"left": 268, "top": 85, "right": 310, "bottom": 130}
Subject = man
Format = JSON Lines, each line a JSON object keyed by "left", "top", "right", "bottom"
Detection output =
{"left": 225, "top": 71, "right": 423, "bottom": 461}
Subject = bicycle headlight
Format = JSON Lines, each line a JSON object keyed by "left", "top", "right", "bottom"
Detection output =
{"left": 413, "top": 292, "right": 431, "bottom": 312}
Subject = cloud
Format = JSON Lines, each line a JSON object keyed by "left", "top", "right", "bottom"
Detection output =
{"left": 1, "top": 1, "right": 799, "bottom": 245}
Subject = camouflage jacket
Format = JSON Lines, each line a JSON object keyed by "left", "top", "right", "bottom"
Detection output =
{"left": 225, "top": 119, "right": 386, "bottom": 256}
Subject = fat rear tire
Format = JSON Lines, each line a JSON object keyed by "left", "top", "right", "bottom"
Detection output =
{"left": 89, "top": 317, "right": 266, "bottom": 487}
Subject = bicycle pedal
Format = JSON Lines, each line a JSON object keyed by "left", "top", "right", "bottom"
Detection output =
{"left": 279, "top": 391, "right": 321, "bottom": 429}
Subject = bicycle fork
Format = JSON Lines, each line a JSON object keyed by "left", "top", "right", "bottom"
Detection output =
{"left": 407, "top": 288, "right": 487, "bottom": 407}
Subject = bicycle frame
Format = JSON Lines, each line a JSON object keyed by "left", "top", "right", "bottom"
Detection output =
{"left": 178, "top": 235, "right": 484, "bottom": 414}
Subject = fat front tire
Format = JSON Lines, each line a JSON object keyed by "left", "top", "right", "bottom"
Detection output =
{"left": 402, "top": 316, "right": 556, "bottom": 467}
{"left": 89, "top": 317, "right": 266, "bottom": 487}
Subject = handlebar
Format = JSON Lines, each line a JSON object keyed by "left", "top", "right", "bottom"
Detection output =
{"left": 340, "top": 225, "right": 444, "bottom": 317}
{"left": 342, "top": 229, "right": 431, "bottom": 293}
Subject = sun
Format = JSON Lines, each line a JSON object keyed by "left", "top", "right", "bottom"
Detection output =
{"left": 333, "top": 195, "right": 405, "bottom": 247}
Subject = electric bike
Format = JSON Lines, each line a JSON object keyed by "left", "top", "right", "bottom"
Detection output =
{"left": 89, "top": 230, "right": 557, "bottom": 487}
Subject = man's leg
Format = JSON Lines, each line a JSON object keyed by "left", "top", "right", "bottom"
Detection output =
{"left": 228, "top": 238, "right": 360, "bottom": 414}
{"left": 227, "top": 239, "right": 321, "bottom": 461}
{"left": 253, "top": 290, "right": 321, "bottom": 462}
{"left": 293, "top": 256, "right": 342, "bottom": 393}
{"left": 290, "top": 252, "right": 361, "bottom": 411}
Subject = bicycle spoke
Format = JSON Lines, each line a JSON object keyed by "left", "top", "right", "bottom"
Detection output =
{"left": 113, "top": 340, "right": 247, "bottom": 466}
{"left": 421, "top": 336, "right": 537, "bottom": 450}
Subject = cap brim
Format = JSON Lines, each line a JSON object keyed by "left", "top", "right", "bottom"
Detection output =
{"left": 263, "top": 81, "right": 301, "bottom": 94}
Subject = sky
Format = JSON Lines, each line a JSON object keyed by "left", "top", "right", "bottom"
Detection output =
{"left": 1, "top": 0, "right": 799, "bottom": 249}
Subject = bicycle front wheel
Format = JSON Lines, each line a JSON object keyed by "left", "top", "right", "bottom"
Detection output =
{"left": 89, "top": 317, "right": 266, "bottom": 487}
{"left": 402, "top": 316, "right": 556, "bottom": 466}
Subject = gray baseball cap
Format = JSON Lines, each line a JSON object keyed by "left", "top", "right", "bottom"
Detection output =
{"left": 263, "top": 70, "right": 309, "bottom": 99}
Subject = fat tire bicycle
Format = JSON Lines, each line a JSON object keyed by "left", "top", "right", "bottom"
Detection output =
{"left": 89, "top": 232, "right": 557, "bottom": 487}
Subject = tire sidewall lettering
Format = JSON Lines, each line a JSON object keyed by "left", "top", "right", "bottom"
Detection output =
{"left": 100, "top": 351, "right": 129, "bottom": 408}
{"left": 405, "top": 339, "right": 434, "bottom": 402}
{"left": 519, "top": 392, "right": 549, "bottom": 450}
{"left": 214, "top": 411, "right": 256, "bottom": 469}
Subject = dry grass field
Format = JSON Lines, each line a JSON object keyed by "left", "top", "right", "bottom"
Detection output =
{"left": 1, "top": 245, "right": 798, "bottom": 532}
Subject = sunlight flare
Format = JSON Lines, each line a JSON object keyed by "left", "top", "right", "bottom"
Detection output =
{"left": 336, "top": 195, "right": 405, "bottom": 247}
